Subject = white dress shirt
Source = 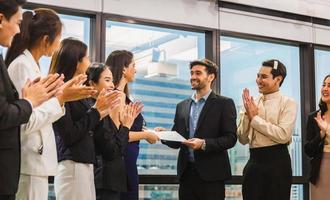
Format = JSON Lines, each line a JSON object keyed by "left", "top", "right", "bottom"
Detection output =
{"left": 8, "top": 49, "right": 64, "bottom": 176}
{"left": 237, "top": 91, "right": 297, "bottom": 148}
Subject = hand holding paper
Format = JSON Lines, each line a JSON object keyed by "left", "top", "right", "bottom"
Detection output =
{"left": 145, "top": 128, "right": 186, "bottom": 142}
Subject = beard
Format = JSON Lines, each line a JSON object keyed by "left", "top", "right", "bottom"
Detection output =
{"left": 191, "top": 79, "right": 207, "bottom": 90}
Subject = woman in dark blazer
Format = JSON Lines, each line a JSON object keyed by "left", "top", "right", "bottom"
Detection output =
{"left": 50, "top": 39, "right": 119, "bottom": 200}
{"left": 106, "top": 50, "right": 159, "bottom": 200}
{"left": 86, "top": 64, "right": 142, "bottom": 200}
{"left": 305, "top": 74, "right": 330, "bottom": 200}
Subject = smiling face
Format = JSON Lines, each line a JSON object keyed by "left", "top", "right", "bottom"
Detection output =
{"left": 0, "top": 7, "right": 22, "bottom": 47}
{"left": 190, "top": 64, "right": 214, "bottom": 91}
{"left": 92, "top": 68, "right": 115, "bottom": 93}
{"left": 321, "top": 76, "right": 330, "bottom": 104}
{"left": 256, "top": 66, "right": 282, "bottom": 94}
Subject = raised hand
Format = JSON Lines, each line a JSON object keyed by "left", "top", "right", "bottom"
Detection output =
{"left": 242, "top": 88, "right": 258, "bottom": 119}
{"left": 22, "top": 73, "right": 64, "bottom": 108}
{"left": 119, "top": 104, "right": 135, "bottom": 129}
{"left": 131, "top": 101, "right": 144, "bottom": 119}
{"left": 314, "top": 111, "right": 329, "bottom": 138}
{"left": 95, "top": 89, "right": 121, "bottom": 119}
{"left": 56, "top": 74, "right": 98, "bottom": 105}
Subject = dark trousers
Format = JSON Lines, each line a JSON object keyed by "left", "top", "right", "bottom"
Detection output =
{"left": 121, "top": 191, "right": 138, "bottom": 200}
{"left": 242, "top": 144, "right": 292, "bottom": 200}
{"left": 0, "top": 195, "right": 15, "bottom": 200}
{"left": 96, "top": 189, "right": 121, "bottom": 200}
{"left": 179, "top": 162, "right": 225, "bottom": 200}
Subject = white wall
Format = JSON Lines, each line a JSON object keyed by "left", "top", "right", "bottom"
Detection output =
{"left": 102, "top": 0, "right": 219, "bottom": 29}
{"left": 28, "top": 0, "right": 102, "bottom": 12}
{"left": 221, "top": 0, "right": 330, "bottom": 20}
{"left": 27, "top": 0, "right": 330, "bottom": 46}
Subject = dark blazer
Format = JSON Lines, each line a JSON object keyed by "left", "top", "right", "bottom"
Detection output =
{"left": 53, "top": 99, "right": 100, "bottom": 164}
{"left": 163, "top": 91, "right": 237, "bottom": 181}
{"left": 0, "top": 55, "right": 32, "bottom": 194}
{"left": 304, "top": 110, "right": 325, "bottom": 184}
{"left": 94, "top": 116, "right": 129, "bottom": 192}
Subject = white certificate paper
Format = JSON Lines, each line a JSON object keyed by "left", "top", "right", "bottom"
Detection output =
{"left": 146, "top": 129, "right": 186, "bottom": 142}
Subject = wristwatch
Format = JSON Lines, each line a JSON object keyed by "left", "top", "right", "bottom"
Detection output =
{"left": 201, "top": 140, "right": 206, "bottom": 151}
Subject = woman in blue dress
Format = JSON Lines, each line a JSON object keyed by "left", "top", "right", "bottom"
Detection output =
{"left": 105, "top": 50, "right": 159, "bottom": 200}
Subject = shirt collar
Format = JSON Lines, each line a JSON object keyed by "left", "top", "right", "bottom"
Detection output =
{"left": 191, "top": 89, "right": 212, "bottom": 103}
{"left": 261, "top": 91, "right": 281, "bottom": 101}
{"left": 23, "top": 49, "right": 40, "bottom": 73}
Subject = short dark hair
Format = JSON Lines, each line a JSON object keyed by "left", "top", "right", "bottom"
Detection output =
{"left": 262, "top": 59, "right": 287, "bottom": 87}
{"left": 86, "top": 63, "right": 108, "bottom": 86}
{"left": 49, "top": 37, "right": 87, "bottom": 82}
{"left": 105, "top": 50, "right": 133, "bottom": 96}
{"left": 319, "top": 74, "right": 330, "bottom": 115}
{"left": 190, "top": 58, "right": 218, "bottom": 83}
{"left": 0, "top": 0, "right": 26, "bottom": 20}
{"left": 5, "top": 8, "right": 62, "bottom": 66}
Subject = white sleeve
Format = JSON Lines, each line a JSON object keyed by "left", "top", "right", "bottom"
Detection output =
{"left": 8, "top": 59, "right": 31, "bottom": 98}
{"left": 8, "top": 59, "right": 65, "bottom": 134}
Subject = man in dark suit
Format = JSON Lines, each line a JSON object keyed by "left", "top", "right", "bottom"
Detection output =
{"left": 0, "top": 1, "right": 63, "bottom": 199}
{"left": 162, "top": 59, "right": 237, "bottom": 200}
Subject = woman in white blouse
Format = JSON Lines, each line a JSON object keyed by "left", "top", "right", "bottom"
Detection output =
{"left": 5, "top": 8, "right": 97, "bottom": 200}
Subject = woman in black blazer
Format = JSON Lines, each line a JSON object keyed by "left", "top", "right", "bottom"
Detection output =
{"left": 305, "top": 74, "right": 330, "bottom": 200}
{"left": 86, "top": 64, "right": 142, "bottom": 200}
{"left": 50, "top": 39, "right": 120, "bottom": 200}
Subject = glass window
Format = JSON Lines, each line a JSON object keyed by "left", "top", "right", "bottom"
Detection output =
{"left": 315, "top": 49, "right": 330, "bottom": 106}
{"left": 139, "top": 184, "right": 179, "bottom": 200}
{"left": 38, "top": 14, "right": 90, "bottom": 75}
{"left": 2, "top": 13, "right": 90, "bottom": 75}
{"left": 220, "top": 36, "right": 302, "bottom": 176}
{"left": 105, "top": 20, "right": 205, "bottom": 175}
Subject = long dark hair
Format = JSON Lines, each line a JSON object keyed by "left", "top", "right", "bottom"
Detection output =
{"left": 105, "top": 50, "right": 133, "bottom": 96}
{"left": 319, "top": 74, "right": 330, "bottom": 115}
{"left": 86, "top": 63, "right": 108, "bottom": 86}
{"left": 49, "top": 38, "right": 87, "bottom": 82}
{"left": 5, "top": 8, "right": 62, "bottom": 66}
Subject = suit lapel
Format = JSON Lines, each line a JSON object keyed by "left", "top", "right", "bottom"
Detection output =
{"left": 81, "top": 98, "right": 93, "bottom": 109}
{"left": 182, "top": 99, "right": 192, "bottom": 138}
{"left": 0, "top": 55, "right": 17, "bottom": 100}
{"left": 195, "top": 91, "right": 216, "bottom": 134}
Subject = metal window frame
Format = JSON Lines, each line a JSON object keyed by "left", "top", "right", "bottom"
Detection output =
{"left": 24, "top": 2, "right": 330, "bottom": 199}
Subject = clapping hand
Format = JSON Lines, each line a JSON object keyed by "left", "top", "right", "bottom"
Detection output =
{"left": 314, "top": 111, "right": 329, "bottom": 138}
{"left": 95, "top": 89, "right": 121, "bottom": 119}
{"left": 22, "top": 73, "right": 64, "bottom": 107}
{"left": 56, "top": 74, "right": 98, "bottom": 105}
{"left": 242, "top": 88, "right": 258, "bottom": 120}
{"left": 119, "top": 103, "right": 138, "bottom": 129}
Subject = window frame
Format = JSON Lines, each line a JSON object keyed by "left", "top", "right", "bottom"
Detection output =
{"left": 22, "top": 2, "right": 327, "bottom": 199}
